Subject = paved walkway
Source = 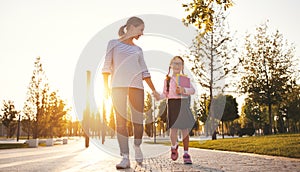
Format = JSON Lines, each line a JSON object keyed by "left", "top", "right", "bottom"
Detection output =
{"left": 0, "top": 137, "right": 299, "bottom": 172}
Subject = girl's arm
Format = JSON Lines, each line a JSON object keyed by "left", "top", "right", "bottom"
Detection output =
{"left": 158, "top": 79, "right": 168, "bottom": 100}
{"left": 177, "top": 83, "right": 195, "bottom": 95}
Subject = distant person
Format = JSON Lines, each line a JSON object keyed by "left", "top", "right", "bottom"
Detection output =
{"left": 102, "top": 16, "right": 158, "bottom": 169}
{"left": 154, "top": 56, "right": 195, "bottom": 164}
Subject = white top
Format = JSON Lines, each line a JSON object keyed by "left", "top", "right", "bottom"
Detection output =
{"left": 102, "top": 39, "right": 151, "bottom": 89}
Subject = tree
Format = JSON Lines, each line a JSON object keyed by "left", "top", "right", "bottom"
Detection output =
{"left": 23, "top": 57, "right": 71, "bottom": 138}
{"left": 22, "top": 102, "right": 34, "bottom": 139}
{"left": 24, "top": 57, "right": 49, "bottom": 139}
{"left": 190, "top": 95, "right": 208, "bottom": 135}
{"left": 0, "top": 100, "right": 19, "bottom": 138}
{"left": 220, "top": 95, "right": 239, "bottom": 121}
{"left": 157, "top": 99, "right": 167, "bottom": 123}
{"left": 286, "top": 84, "right": 300, "bottom": 133}
{"left": 108, "top": 105, "right": 115, "bottom": 138}
{"left": 182, "top": 0, "right": 233, "bottom": 34}
{"left": 198, "top": 94, "right": 208, "bottom": 124}
{"left": 157, "top": 99, "right": 168, "bottom": 136}
{"left": 185, "top": 5, "right": 238, "bottom": 138}
{"left": 241, "top": 98, "right": 265, "bottom": 132}
{"left": 220, "top": 95, "right": 239, "bottom": 138}
{"left": 39, "top": 85, "right": 51, "bottom": 137}
{"left": 240, "top": 21, "right": 297, "bottom": 134}
{"left": 144, "top": 92, "right": 153, "bottom": 137}
{"left": 47, "top": 91, "right": 69, "bottom": 137}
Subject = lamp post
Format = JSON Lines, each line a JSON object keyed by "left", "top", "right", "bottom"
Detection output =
{"left": 83, "top": 70, "right": 91, "bottom": 148}
{"left": 16, "top": 112, "right": 21, "bottom": 142}
{"left": 153, "top": 97, "right": 156, "bottom": 144}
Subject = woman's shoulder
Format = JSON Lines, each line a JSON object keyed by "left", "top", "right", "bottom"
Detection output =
{"left": 107, "top": 39, "right": 119, "bottom": 48}
{"left": 109, "top": 39, "right": 142, "bottom": 49}
{"left": 108, "top": 39, "right": 119, "bottom": 45}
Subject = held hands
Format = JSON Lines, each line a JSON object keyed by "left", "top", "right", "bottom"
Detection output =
{"left": 152, "top": 90, "right": 160, "bottom": 101}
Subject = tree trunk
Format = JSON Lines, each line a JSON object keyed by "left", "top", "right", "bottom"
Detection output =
{"left": 222, "top": 121, "right": 224, "bottom": 139}
{"left": 210, "top": 33, "right": 214, "bottom": 140}
{"left": 268, "top": 101, "right": 272, "bottom": 134}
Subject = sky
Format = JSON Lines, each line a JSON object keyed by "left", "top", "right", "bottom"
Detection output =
{"left": 0, "top": 0, "right": 300, "bottom": 119}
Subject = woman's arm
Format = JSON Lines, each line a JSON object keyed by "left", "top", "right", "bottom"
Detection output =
{"left": 102, "top": 40, "right": 114, "bottom": 98}
{"left": 103, "top": 73, "right": 110, "bottom": 98}
{"left": 144, "top": 77, "right": 156, "bottom": 92}
{"left": 144, "top": 77, "right": 161, "bottom": 100}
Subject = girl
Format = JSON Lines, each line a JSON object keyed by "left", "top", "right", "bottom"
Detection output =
{"left": 155, "top": 56, "right": 195, "bottom": 164}
{"left": 102, "top": 16, "right": 158, "bottom": 169}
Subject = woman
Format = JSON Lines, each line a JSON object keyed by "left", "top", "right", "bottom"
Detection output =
{"left": 102, "top": 16, "right": 158, "bottom": 169}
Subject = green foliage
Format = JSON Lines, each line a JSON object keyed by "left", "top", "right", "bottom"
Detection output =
{"left": 184, "top": 5, "right": 238, "bottom": 100}
{"left": 242, "top": 98, "right": 263, "bottom": 125}
{"left": 241, "top": 22, "right": 294, "bottom": 105}
{"left": 287, "top": 88, "right": 300, "bottom": 122}
{"left": 46, "top": 92, "right": 69, "bottom": 137}
{"left": 23, "top": 57, "right": 70, "bottom": 138}
{"left": 144, "top": 92, "right": 152, "bottom": 113}
{"left": 192, "top": 95, "right": 208, "bottom": 124}
{"left": 157, "top": 99, "right": 167, "bottom": 123}
{"left": 144, "top": 92, "right": 153, "bottom": 137}
{"left": 23, "top": 57, "right": 48, "bottom": 138}
{"left": 240, "top": 22, "right": 297, "bottom": 133}
{"left": 182, "top": 0, "right": 233, "bottom": 33}
{"left": 0, "top": 100, "right": 19, "bottom": 138}
{"left": 220, "top": 95, "right": 239, "bottom": 122}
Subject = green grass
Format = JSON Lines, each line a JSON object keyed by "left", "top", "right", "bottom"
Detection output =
{"left": 0, "top": 143, "right": 28, "bottom": 149}
{"left": 145, "top": 134, "right": 300, "bottom": 158}
{"left": 186, "top": 134, "right": 300, "bottom": 158}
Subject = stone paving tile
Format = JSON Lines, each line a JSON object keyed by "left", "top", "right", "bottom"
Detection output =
{"left": 1, "top": 138, "right": 300, "bottom": 172}
{"left": 131, "top": 147, "right": 300, "bottom": 172}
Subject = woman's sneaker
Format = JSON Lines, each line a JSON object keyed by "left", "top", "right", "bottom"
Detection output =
{"left": 134, "top": 145, "right": 143, "bottom": 165}
{"left": 116, "top": 157, "right": 130, "bottom": 169}
{"left": 171, "top": 145, "right": 178, "bottom": 161}
{"left": 183, "top": 153, "right": 192, "bottom": 164}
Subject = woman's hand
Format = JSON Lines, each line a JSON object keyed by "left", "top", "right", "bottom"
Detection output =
{"left": 103, "top": 73, "right": 110, "bottom": 99}
{"left": 104, "top": 84, "right": 110, "bottom": 99}
{"left": 152, "top": 90, "right": 160, "bottom": 101}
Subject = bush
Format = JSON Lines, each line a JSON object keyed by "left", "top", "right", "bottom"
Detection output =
{"left": 238, "top": 128, "right": 255, "bottom": 137}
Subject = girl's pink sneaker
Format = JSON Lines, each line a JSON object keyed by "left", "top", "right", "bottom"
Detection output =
{"left": 171, "top": 145, "right": 178, "bottom": 161}
{"left": 183, "top": 153, "right": 192, "bottom": 164}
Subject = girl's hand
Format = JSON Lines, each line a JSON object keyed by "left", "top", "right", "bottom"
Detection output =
{"left": 152, "top": 90, "right": 160, "bottom": 101}
{"left": 176, "top": 87, "right": 184, "bottom": 94}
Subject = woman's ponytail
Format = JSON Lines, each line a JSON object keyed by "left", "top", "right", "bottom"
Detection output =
{"left": 118, "top": 24, "right": 127, "bottom": 37}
